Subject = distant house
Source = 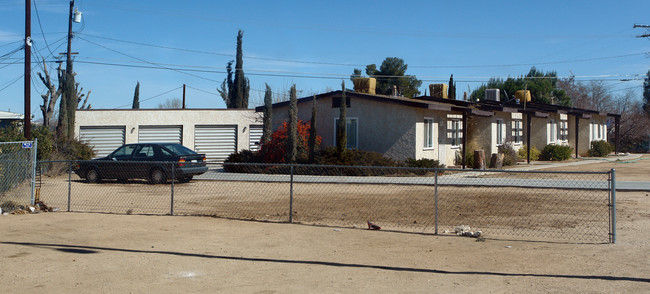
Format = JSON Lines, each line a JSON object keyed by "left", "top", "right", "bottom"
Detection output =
{"left": 0, "top": 110, "right": 24, "bottom": 129}
{"left": 257, "top": 87, "right": 620, "bottom": 167}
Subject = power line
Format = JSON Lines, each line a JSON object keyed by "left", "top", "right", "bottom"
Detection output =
{"left": 78, "top": 33, "right": 648, "bottom": 70}
{"left": 114, "top": 86, "right": 182, "bottom": 109}
{"left": 78, "top": 33, "right": 365, "bottom": 67}
{"left": 33, "top": 0, "right": 54, "bottom": 58}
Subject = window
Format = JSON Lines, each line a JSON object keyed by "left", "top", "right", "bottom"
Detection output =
{"left": 496, "top": 119, "right": 504, "bottom": 146}
{"left": 334, "top": 118, "right": 358, "bottom": 149}
{"left": 591, "top": 121, "right": 597, "bottom": 141}
{"left": 559, "top": 120, "right": 568, "bottom": 142}
{"left": 549, "top": 119, "right": 557, "bottom": 144}
{"left": 512, "top": 119, "right": 523, "bottom": 144}
{"left": 424, "top": 118, "right": 434, "bottom": 149}
{"left": 133, "top": 145, "right": 154, "bottom": 158}
{"left": 451, "top": 119, "right": 462, "bottom": 147}
{"left": 111, "top": 145, "right": 136, "bottom": 159}
{"left": 598, "top": 123, "right": 602, "bottom": 139}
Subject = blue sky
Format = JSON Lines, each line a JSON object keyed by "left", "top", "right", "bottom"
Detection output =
{"left": 1, "top": 0, "right": 650, "bottom": 119}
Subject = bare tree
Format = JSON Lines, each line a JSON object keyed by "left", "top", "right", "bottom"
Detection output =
{"left": 37, "top": 59, "right": 63, "bottom": 128}
{"left": 157, "top": 98, "right": 183, "bottom": 109}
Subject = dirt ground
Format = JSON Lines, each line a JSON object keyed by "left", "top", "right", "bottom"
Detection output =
{"left": 1, "top": 155, "right": 649, "bottom": 293}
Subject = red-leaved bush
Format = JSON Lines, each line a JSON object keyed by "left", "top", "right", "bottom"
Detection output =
{"left": 259, "top": 119, "right": 321, "bottom": 163}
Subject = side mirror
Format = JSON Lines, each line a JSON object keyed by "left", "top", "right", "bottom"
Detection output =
{"left": 112, "top": 157, "right": 117, "bottom": 161}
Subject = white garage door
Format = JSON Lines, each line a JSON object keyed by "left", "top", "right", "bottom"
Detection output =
{"left": 79, "top": 126, "right": 125, "bottom": 158}
{"left": 249, "top": 125, "right": 263, "bottom": 151}
{"left": 138, "top": 126, "right": 182, "bottom": 144}
{"left": 194, "top": 126, "right": 237, "bottom": 162}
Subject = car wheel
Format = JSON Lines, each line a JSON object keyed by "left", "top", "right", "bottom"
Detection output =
{"left": 149, "top": 169, "right": 166, "bottom": 184}
{"left": 86, "top": 168, "right": 99, "bottom": 183}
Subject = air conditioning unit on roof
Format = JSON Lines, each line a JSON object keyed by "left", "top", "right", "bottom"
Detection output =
{"left": 485, "top": 89, "right": 500, "bottom": 101}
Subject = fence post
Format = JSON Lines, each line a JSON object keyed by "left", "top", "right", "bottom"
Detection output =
{"left": 434, "top": 168, "right": 439, "bottom": 235}
{"left": 289, "top": 165, "right": 294, "bottom": 223}
{"left": 170, "top": 163, "right": 175, "bottom": 216}
{"left": 610, "top": 168, "right": 616, "bottom": 244}
{"left": 67, "top": 161, "right": 71, "bottom": 212}
{"left": 30, "top": 138, "right": 37, "bottom": 205}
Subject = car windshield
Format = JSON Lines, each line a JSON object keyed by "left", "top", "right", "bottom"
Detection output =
{"left": 161, "top": 144, "right": 196, "bottom": 155}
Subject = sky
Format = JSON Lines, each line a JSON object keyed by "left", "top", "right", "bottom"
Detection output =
{"left": 1, "top": 0, "right": 650, "bottom": 119}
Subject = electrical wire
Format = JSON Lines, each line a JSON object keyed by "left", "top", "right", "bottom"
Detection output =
{"left": 114, "top": 86, "right": 183, "bottom": 109}
{"left": 33, "top": 0, "right": 55, "bottom": 58}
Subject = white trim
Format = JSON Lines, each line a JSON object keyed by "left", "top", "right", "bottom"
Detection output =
{"left": 496, "top": 118, "right": 505, "bottom": 146}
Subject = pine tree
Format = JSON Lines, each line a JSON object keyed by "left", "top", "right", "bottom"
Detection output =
{"left": 337, "top": 81, "right": 347, "bottom": 156}
{"left": 132, "top": 82, "right": 140, "bottom": 109}
{"left": 262, "top": 84, "right": 273, "bottom": 144}
{"left": 286, "top": 85, "right": 298, "bottom": 163}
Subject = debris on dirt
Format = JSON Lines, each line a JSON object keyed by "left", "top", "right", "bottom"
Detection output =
{"left": 333, "top": 229, "right": 341, "bottom": 232}
{"left": 5, "top": 201, "right": 57, "bottom": 215}
{"left": 505, "top": 245, "right": 512, "bottom": 248}
{"left": 367, "top": 221, "right": 381, "bottom": 230}
{"left": 476, "top": 237, "right": 486, "bottom": 242}
{"left": 455, "top": 225, "right": 482, "bottom": 238}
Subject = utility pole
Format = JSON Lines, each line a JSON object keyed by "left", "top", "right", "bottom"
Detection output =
{"left": 24, "top": 0, "right": 31, "bottom": 139}
{"left": 633, "top": 24, "right": 650, "bottom": 38}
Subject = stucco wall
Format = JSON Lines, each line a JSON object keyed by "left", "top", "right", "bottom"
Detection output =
{"left": 75, "top": 109, "right": 261, "bottom": 151}
{"left": 271, "top": 96, "right": 463, "bottom": 166}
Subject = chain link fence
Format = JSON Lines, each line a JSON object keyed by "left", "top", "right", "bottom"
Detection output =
{"left": 34, "top": 161, "right": 615, "bottom": 243}
{"left": 0, "top": 141, "right": 37, "bottom": 211}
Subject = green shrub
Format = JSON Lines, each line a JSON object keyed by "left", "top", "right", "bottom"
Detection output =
{"left": 314, "top": 147, "right": 399, "bottom": 167}
{"left": 54, "top": 138, "right": 95, "bottom": 160}
{"left": 498, "top": 142, "right": 518, "bottom": 166}
{"left": 405, "top": 158, "right": 445, "bottom": 169}
{"left": 540, "top": 144, "right": 573, "bottom": 161}
{"left": 517, "top": 145, "right": 540, "bottom": 161}
{"left": 589, "top": 140, "right": 613, "bottom": 157}
{"left": 454, "top": 149, "right": 476, "bottom": 168}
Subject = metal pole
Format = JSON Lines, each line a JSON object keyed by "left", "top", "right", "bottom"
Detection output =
{"left": 67, "top": 160, "right": 71, "bottom": 212}
{"left": 434, "top": 168, "right": 439, "bottom": 235}
{"left": 182, "top": 84, "right": 186, "bottom": 109}
{"left": 611, "top": 168, "right": 616, "bottom": 244}
{"left": 24, "top": 0, "right": 31, "bottom": 140}
{"left": 30, "top": 138, "right": 37, "bottom": 205}
{"left": 289, "top": 165, "right": 294, "bottom": 223}
{"left": 170, "top": 163, "right": 175, "bottom": 216}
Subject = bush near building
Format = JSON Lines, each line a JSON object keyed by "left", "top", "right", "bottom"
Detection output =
{"left": 540, "top": 144, "right": 573, "bottom": 161}
{"left": 589, "top": 140, "right": 613, "bottom": 157}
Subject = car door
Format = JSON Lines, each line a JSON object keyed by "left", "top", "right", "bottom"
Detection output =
{"left": 104, "top": 145, "right": 137, "bottom": 179}
{"left": 131, "top": 144, "right": 156, "bottom": 179}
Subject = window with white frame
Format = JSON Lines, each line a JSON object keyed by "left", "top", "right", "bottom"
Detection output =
{"left": 424, "top": 118, "right": 434, "bottom": 149}
{"left": 496, "top": 119, "right": 505, "bottom": 146}
{"left": 598, "top": 122, "right": 602, "bottom": 139}
{"left": 559, "top": 120, "right": 568, "bottom": 142}
{"left": 450, "top": 119, "right": 462, "bottom": 147}
{"left": 334, "top": 117, "right": 358, "bottom": 149}
{"left": 591, "top": 120, "right": 597, "bottom": 141}
{"left": 512, "top": 119, "right": 523, "bottom": 144}
{"left": 548, "top": 119, "right": 557, "bottom": 144}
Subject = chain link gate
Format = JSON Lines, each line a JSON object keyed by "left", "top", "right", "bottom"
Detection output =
{"left": 0, "top": 140, "right": 38, "bottom": 212}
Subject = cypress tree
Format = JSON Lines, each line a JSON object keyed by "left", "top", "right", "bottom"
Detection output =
{"left": 286, "top": 85, "right": 298, "bottom": 163}
{"left": 132, "top": 82, "right": 140, "bottom": 109}
{"left": 262, "top": 84, "right": 273, "bottom": 145}
{"left": 233, "top": 30, "right": 249, "bottom": 108}
{"left": 448, "top": 74, "right": 456, "bottom": 100}
{"left": 336, "top": 81, "right": 347, "bottom": 156}
{"left": 308, "top": 95, "right": 317, "bottom": 162}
